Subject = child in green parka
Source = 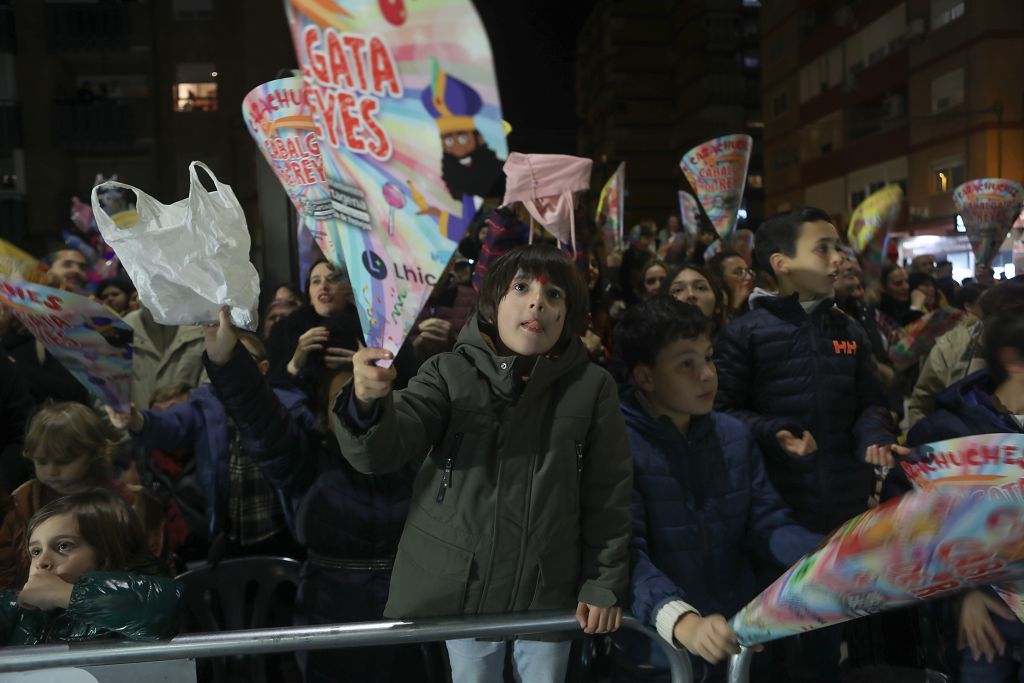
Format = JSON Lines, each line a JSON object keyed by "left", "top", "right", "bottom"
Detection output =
{"left": 338, "top": 243, "right": 634, "bottom": 683}
{"left": 0, "top": 489, "right": 182, "bottom": 645}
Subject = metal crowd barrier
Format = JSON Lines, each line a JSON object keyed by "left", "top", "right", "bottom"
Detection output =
{"left": 0, "top": 610, "right": 694, "bottom": 683}
{"left": 728, "top": 646, "right": 756, "bottom": 683}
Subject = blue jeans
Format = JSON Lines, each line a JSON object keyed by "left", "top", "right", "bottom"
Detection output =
{"left": 446, "top": 638, "right": 572, "bottom": 683}
{"left": 960, "top": 612, "right": 1024, "bottom": 683}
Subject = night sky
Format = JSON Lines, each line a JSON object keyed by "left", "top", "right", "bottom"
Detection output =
{"left": 473, "top": 0, "right": 595, "bottom": 155}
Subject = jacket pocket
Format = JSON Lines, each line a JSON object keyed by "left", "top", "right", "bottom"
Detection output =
{"left": 435, "top": 432, "right": 464, "bottom": 504}
{"left": 385, "top": 525, "right": 473, "bottom": 618}
{"left": 528, "top": 539, "right": 580, "bottom": 611}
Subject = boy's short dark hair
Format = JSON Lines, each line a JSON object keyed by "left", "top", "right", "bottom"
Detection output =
{"left": 753, "top": 206, "right": 833, "bottom": 275}
{"left": 476, "top": 244, "right": 589, "bottom": 349}
{"left": 616, "top": 296, "right": 712, "bottom": 372}
{"left": 982, "top": 313, "right": 1024, "bottom": 384}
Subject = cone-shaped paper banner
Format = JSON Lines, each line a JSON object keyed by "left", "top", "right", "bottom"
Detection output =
{"left": 596, "top": 162, "right": 625, "bottom": 253}
{"left": 242, "top": 76, "right": 346, "bottom": 271}
{"left": 902, "top": 433, "right": 1024, "bottom": 620}
{"left": 953, "top": 178, "right": 1023, "bottom": 270}
{"left": 678, "top": 191, "right": 700, "bottom": 237}
{"left": 847, "top": 184, "right": 903, "bottom": 286}
{"left": 679, "top": 134, "right": 751, "bottom": 243}
{"left": 0, "top": 278, "right": 133, "bottom": 412}
{"left": 731, "top": 443, "right": 1024, "bottom": 645}
{"left": 285, "top": 0, "right": 507, "bottom": 355}
{"left": 0, "top": 239, "right": 50, "bottom": 284}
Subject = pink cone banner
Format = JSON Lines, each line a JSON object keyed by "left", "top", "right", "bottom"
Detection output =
{"left": 953, "top": 178, "right": 1023, "bottom": 270}
{"left": 902, "top": 433, "right": 1024, "bottom": 620}
{"left": 284, "top": 0, "right": 507, "bottom": 355}
{"left": 596, "top": 162, "right": 625, "bottom": 253}
{"left": 731, "top": 484, "right": 1024, "bottom": 646}
{"left": 0, "top": 278, "right": 133, "bottom": 412}
{"left": 242, "top": 75, "right": 345, "bottom": 269}
{"left": 679, "top": 134, "right": 751, "bottom": 243}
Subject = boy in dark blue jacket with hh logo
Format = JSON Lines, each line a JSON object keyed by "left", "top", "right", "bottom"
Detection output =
{"left": 612, "top": 297, "right": 820, "bottom": 683}
{"left": 713, "top": 206, "right": 903, "bottom": 680}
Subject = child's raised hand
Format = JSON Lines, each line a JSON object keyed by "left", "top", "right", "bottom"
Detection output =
{"left": 672, "top": 612, "right": 742, "bottom": 664}
{"left": 575, "top": 602, "right": 622, "bottom": 634}
{"left": 959, "top": 589, "right": 1014, "bottom": 662}
{"left": 104, "top": 404, "right": 143, "bottom": 434}
{"left": 776, "top": 429, "right": 818, "bottom": 458}
{"left": 203, "top": 306, "right": 238, "bottom": 366}
{"left": 17, "top": 570, "right": 74, "bottom": 611}
{"left": 352, "top": 344, "right": 396, "bottom": 415}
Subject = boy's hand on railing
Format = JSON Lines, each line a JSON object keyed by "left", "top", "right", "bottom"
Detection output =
{"left": 575, "top": 603, "right": 622, "bottom": 634}
{"left": 673, "top": 612, "right": 741, "bottom": 664}
{"left": 352, "top": 344, "right": 396, "bottom": 417}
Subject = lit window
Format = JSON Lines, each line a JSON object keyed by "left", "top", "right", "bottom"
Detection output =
{"left": 174, "top": 63, "right": 218, "bottom": 113}
{"left": 931, "top": 160, "right": 965, "bottom": 193}
{"left": 747, "top": 175, "right": 763, "bottom": 189}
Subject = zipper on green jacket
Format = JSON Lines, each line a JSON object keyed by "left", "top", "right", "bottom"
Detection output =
{"left": 436, "top": 432, "right": 464, "bottom": 503}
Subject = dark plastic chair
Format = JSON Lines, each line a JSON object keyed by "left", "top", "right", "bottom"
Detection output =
{"left": 176, "top": 556, "right": 302, "bottom": 683}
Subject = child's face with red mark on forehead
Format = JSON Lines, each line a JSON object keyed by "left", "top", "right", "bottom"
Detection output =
{"left": 495, "top": 270, "right": 567, "bottom": 357}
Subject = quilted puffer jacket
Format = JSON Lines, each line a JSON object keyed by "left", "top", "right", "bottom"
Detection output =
{"left": 614, "top": 391, "right": 820, "bottom": 673}
{"left": 714, "top": 290, "right": 897, "bottom": 533}
{"left": 1, "top": 571, "right": 183, "bottom": 644}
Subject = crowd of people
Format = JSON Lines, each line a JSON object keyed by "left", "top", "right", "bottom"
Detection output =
{"left": 0, "top": 186, "right": 1022, "bottom": 683}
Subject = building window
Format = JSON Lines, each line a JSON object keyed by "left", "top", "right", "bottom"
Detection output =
{"left": 772, "top": 147, "right": 799, "bottom": 171}
{"left": 932, "top": 160, "right": 965, "bottom": 193}
{"left": 931, "top": 0, "right": 965, "bottom": 31}
{"left": 747, "top": 174, "right": 763, "bottom": 189}
{"left": 173, "top": 63, "right": 218, "bottom": 112}
{"left": 850, "top": 189, "right": 866, "bottom": 210}
{"left": 931, "top": 68, "right": 964, "bottom": 113}
{"left": 772, "top": 92, "right": 788, "bottom": 117}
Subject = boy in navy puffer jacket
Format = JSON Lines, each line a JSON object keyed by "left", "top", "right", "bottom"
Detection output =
{"left": 611, "top": 296, "right": 820, "bottom": 683}
{"left": 713, "top": 207, "right": 902, "bottom": 680}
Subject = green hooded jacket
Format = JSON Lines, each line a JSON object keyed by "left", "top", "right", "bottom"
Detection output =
{"left": 332, "top": 317, "right": 633, "bottom": 622}
{"left": 1, "top": 571, "right": 183, "bottom": 645}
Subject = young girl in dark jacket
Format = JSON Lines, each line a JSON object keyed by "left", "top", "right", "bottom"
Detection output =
{"left": 0, "top": 489, "right": 182, "bottom": 644}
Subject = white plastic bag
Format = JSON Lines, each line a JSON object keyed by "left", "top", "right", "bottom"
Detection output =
{"left": 91, "top": 161, "right": 260, "bottom": 330}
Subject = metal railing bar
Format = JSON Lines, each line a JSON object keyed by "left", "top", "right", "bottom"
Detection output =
{"left": 0, "top": 611, "right": 693, "bottom": 682}
{"left": 727, "top": 646, "right": 755, "bottom": 683}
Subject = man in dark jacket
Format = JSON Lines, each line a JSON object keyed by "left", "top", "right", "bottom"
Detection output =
{"left": 713, "top": 207, "right": 901, "bottom": 681}
{"left": 612, "top": 297, "right": 820, "bottom": 683}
